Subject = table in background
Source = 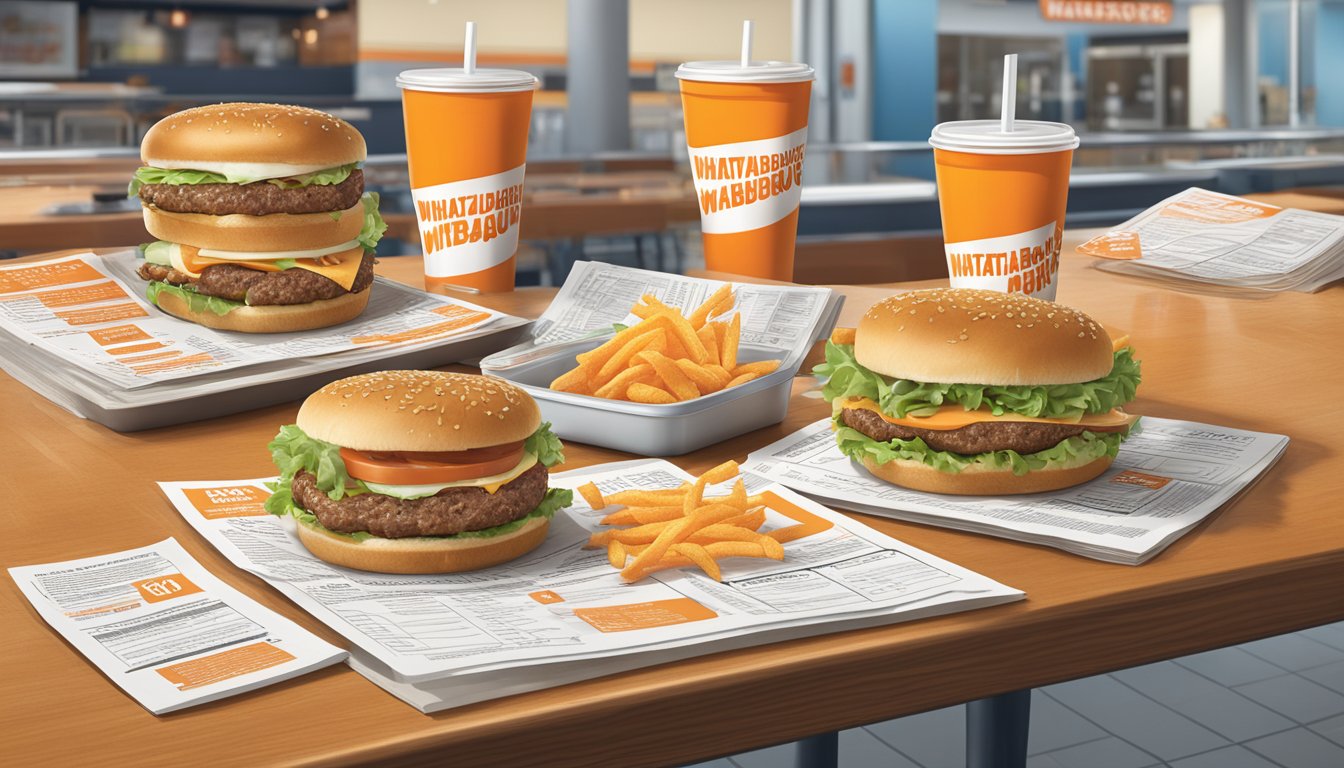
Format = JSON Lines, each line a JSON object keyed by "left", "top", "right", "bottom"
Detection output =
{"left": 4, "top": 230, "right": 1343, "bottom": 767}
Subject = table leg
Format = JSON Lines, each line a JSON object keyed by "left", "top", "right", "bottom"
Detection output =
{"left": 794, "top": 730, "right": 839, "bottom": 768}
{"left": 965, "top": 688, "right": 1031, "bottom": 768}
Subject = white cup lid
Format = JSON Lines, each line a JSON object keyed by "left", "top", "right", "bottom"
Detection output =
{"left": 396, "top": 68, "right": 539, "bottom": 93}
{"left": 929, "top": 120, "right": 1080, "bottom": 154}
{"left": 675, "top": 60, "right": 815, "bottom": 83}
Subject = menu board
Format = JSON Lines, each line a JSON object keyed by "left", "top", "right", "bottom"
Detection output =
{"left": 0, "top": 1, "right": 77, "bottom": 78}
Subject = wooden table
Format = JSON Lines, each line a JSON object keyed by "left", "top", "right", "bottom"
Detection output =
{"left": 4, "top": 234, "right": 1344, "bottom": 767}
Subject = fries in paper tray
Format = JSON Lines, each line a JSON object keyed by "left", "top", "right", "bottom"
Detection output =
{"left": 480, "top": 263, "right": 842, "bottom": 455}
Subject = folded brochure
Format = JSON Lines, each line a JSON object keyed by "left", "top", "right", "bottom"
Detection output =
{"left": 744, "top": 416, "right": 1288, "bottom": 565}
{"left": 158, "top": 459, "right": 1022, "bottom": 712}
{"left": 8, "top": 538, "right": 346, "bottom": 715}
{"left": 1079, "top": 187, "right": 1344, "bottom": 292}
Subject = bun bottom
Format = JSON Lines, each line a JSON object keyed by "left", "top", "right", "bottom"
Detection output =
{"left": 152, "top": 285, "right": 369, "bottom": 333}
{"left": 295, "top": 515, "right": 550, "bottom": 574}
{"left": 859, "top": 454, "right": 1113, "bottom": 496}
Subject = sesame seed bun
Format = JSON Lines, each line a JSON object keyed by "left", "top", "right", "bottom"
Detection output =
{"left": 293, "top": 514, "right": 550, "bottom": 574}
{"left": 296, "top": 371, "right": 542, "bottom": 453}
{"left": 855, "top": 288, "right": 1113, "bottom": 386}
{"left": 141, "top": 103, "right": 366, "bottom": 171}
{"left": 142, "top": 200, "right": 364, "bottom": 252}
{"left": 152, "top": 286, "right": 370, "bottom": 333}
{"left": 858, "top": 454, "right": 1114, "bottom": 496}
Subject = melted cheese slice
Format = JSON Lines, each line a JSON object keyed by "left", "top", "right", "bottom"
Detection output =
{"left": 360, "top": 453, "right": 539, "bottom": 499}
{"left": 169, "top": 243, "right": 365, "bottom": 291}
{"left": 840, "top": 397, "right": 1139, "bottom": 432}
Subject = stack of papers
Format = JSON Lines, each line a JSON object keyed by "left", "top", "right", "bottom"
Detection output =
{"left": 0, "top": 251, "right": 530, "bottom": 430}
{"left": 744, "top": 418, "right": 1288, "bottom": 565}
{"left": 1079, "top": 188, "right": 1344, "bottom": 291}
{"left": 158, "top": 459, "right": 1023, "bottom": 713}
{"left": 9, "top": 538, "right": 345, "bottom": 715}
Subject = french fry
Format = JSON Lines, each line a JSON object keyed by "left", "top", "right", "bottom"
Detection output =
{"left": 732, "top": 360, "right": 781, "bottom": 378}
{"left": 689, "top": 284, "right": 732, "bottom": 329}
{"left": 622, "top": 506, "right": 685, "bottom": 524}
{"left": 550, "top": 365, "right": 591, "bottom": 393}
{"left": 636, "top": 350, "right": 700, "bottom": 401}
{"left": 722, "top": 313, "right": 741, "bottom": 370}
{"left": 627, "top": 382, "right": 677, "bottom": 404}
{"left": 671, "top": 543, "right": 722, "bottom": 581}
{"left": 766, "top": 524, "right": 810, "bottom": 544}
{"left": 663, "top": 311, "right": 709, "bottom": 364}
{"left": 604, "top": 485, "right": 689, "bottom": 505}
{"left": 830, "top": 327, "right": 857, "bottom": 345}
{"left": 607, "top": 540, "right": 627, "bottom": 568}
{"left": 687, "top": 524, "right": 764, "bottom": 544}
{"left": 621, "top": 517, "right": 693, "bottom": 580}
{"left": 696, "top": 323, "right": 720, "bottom": 364}
{"left": 594, "top": 363, "right": 654, "bottom": 400}
{"left": 721, "top": 507, "right": 767, "bottom": 531}
{"left": 704, "top": 364, "right": 733, "bottom": 388}
{"left": 674, "top": 358, "right": 723, "bottom": 395}
{"left": 726, "top": 372, "right": 760, "bottom": 388}
{"left": 575, "top": 314, "right": 671, "bottom": 372}
{"left": 593, "top": 328, "right": 666, "bottom": 386}
{"left": 577, "top": 482, "right": 605, "bottom": 510}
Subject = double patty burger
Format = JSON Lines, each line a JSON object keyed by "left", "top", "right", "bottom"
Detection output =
{"left": 132, "top": 103, "right": 386, "bottom": 332}
{"left": 817, "top": 288, "right": 1142, "bottom": 495}
{"left": 265, "top": 371, "right": 572, "bottom": 573}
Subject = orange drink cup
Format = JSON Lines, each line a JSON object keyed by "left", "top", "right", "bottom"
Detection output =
{"left": 677, "top": 60, "right": 813, "bottom": 281}
{"left": 929, "top": 120, "right": 1079, "bottom": 301}
{"left": 397, "top": 67, "right": 538, "bottom": 293}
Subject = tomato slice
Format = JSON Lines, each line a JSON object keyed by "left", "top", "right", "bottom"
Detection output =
{"left": 340, "top": 441, "right": 526, "bottom": 485}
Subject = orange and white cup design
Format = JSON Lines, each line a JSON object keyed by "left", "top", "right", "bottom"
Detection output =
{"left": 678, "top": 61, "right": 813, "bottom": 282}
{"left": 930, "top": 120, "right": 1079, "bottom": 301}
{"left": 398, "top": 68, "right": 538, "bottom": 293}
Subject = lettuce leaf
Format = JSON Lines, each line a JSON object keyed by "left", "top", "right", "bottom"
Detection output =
{"left": 357, "top": 192, "right": 387, "bottom": 251}
{"left": 142, "top": 240, "right": 173, "bottom": 266}
{"left": 264, "top": 424, "right": 363, "bottom": 513}
{"left": 815, "top": 342, "right": 1140, "bottom": 420}
{"left": 145, "top": 280, "right": 243, "bottom": 316}
{"left": 128, "top": 163, "right": 358, "bottom": 196}
{"left": 525, "top": 422, "right": 565, "bottom": 468}
{"left": 834, "top": 418, "right": 1132, "bottom": 477}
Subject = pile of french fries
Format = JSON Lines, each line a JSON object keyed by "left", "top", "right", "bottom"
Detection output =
{"left": 550, "top": 284, "right": 782, "bottom": 403}
{"left": 579, "top": 461, "right": 808, "bottom": 582}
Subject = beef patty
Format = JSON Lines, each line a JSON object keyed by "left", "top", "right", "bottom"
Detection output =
{"left": 138, "top": 251, "right": 374, "bottom": 306}
{"left": 138, "top": 169, "right": 364, "bottom": 216}
{"left": 291, "top": 462, "right": 549, "bottom": 538}
{"left": 840, "top": 407, "right": 1089, "bottom": 455}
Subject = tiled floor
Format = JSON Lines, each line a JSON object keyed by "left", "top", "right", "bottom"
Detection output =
{"left": 686, "top": 621, "right": 1344, "bottom": 768}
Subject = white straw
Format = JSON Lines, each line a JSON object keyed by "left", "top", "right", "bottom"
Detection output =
{"left": 464, "top": 21, "right": 477, "bottom": 75}
{"left": 1001, "top": 53, "right": 1017, "bottom": 133}
{"left": 741, "top": 20, "right": 753, "bottom": 68}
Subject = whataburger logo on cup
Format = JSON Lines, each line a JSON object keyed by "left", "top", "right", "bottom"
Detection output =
{"left": 412, "top": 164, "right": 526, "bottom": 278}
{"left": 930, "top": 119, "right": 1079, "bottom": 301}
{"left": 944, "top": 220, "right": 1063, "bottom": 298}
{"left": 688, "top": 127, "right": 806, "bottom": 234}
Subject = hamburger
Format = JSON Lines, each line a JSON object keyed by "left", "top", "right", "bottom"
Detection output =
{"left": 131, "top": 103, "right": 387, "bottom": 333}
{"left": 816, "top": 288, "right": 1141, "bottom": 495}
{"left": 264, "top": 371, "right": 573, "bottom": 573}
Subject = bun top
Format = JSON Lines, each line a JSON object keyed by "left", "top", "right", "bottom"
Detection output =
{"left": 854, "top": 288, "right": 1113, "bottom": 385}
{"left": 142, "top": 103, "right": 366, "bottom": 171}
{"left": 297, "top": 371, "right": 542, "bottom": 452}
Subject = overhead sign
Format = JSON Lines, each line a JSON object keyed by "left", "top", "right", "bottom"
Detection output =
{"left": 1039, "top": 0, "right": 1174, "bottom": 25}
